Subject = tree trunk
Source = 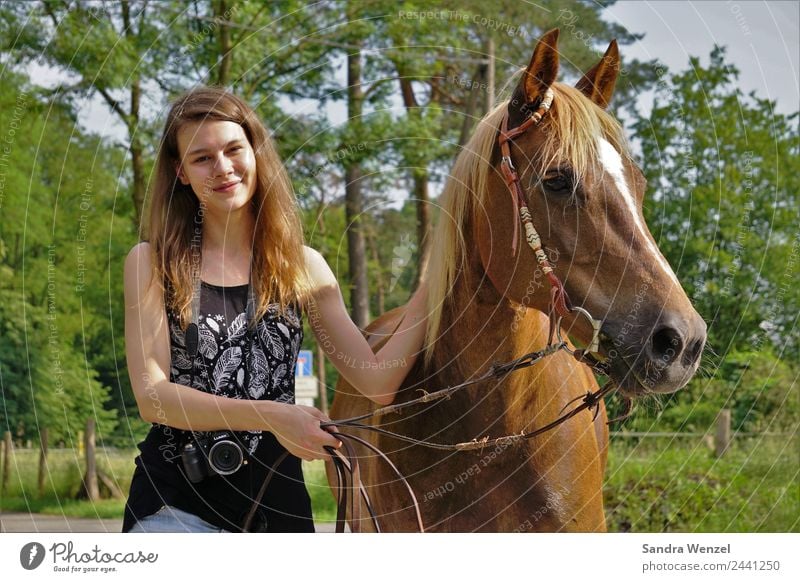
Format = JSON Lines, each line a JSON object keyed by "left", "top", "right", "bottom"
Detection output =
{"left": 345, "top": 47, "right": 370, "bottom": 328}
{"left": 1, "top": 431, "right": 11, "bottom": 499}
{"left": 121, "top": 3, "right": 146, "bottom": 227}
{"left": 413, "top": 170, "right": 431, "bottom": 289}
{"left": 398, "top": 77, "right": 432, "bottom": 290}
{"left": 368, "top": 229, "right": 385, "bottom": 314}
{"left": 458, "top": 63, "right": 487, "bottom": 147}
{"left": 38, "top": 428, "right": 48, "bottom": 498}
{"left": 214, "top": 0, "right": 233, "bottom": 86}
{"left": 81, "top": 418, "right": 99, "bottom": 501}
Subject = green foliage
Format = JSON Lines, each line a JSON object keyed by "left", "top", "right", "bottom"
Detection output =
{"left": 609, "top": 347, "right": 798, "bottom": 435}
{"left": 633, "top": 46, "right": 800, "bottom": 359}
{"left": 0, "top": 71, "right": 130, "bottom": 445}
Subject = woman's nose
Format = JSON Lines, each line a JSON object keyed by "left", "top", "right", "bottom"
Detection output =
{"left": 212, "top": 153, "right": 234, "bottom": 176}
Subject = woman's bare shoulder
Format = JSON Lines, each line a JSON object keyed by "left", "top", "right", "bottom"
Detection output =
{"left": 302, "top": 245, "right": 337, "bottom": 290}
{"left": 124, "top": 242, "right": 157, "bottom": 298}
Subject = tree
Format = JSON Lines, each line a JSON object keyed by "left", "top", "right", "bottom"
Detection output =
{"left": 0, "top": 72, "right": 124, "bottom": 444}
{"left": 609, "top": 47, "right": 800, "bottom": 432}
{"left": 633, "top": 46, "right": 799, "bottom": 359}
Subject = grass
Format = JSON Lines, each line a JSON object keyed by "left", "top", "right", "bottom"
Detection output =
{"left": 604, "top": 435, "right": 800, "bottom": 532}
{"left": 304, "top": 459, "right": 337, "bottom": 523}
{"left": 0, "top": 447, "right": 339, "bottom": 523}
{"left": 2, "top": 437, "right": 797, "bottom": 531}
{"left": 0, "top": 447, "right": 134, "bottom": 519}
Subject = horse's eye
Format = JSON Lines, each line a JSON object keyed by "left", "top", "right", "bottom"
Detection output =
{"left": 542, "top": 174, "right": 571, "bottom": 194}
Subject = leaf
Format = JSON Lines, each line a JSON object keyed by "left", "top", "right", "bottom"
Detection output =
{"left": 205, "top": 316, "right": 220, "bottom": 334}
{"left": 275, "top": 392, "right": 294, "bottom": 404}
{"left": 171, "top": 349, "right": 193, "bottom": 371}
{"left": 212, "top": 346, "right": 242, "bottom": 392}
{"left": 227, "top": 312, "right": 247, "bottom": 339}
{"left": 249, "top": 344, "right": 269, "bottom": 399}
{"left": 259, "top": 324, "right": 285, "bottom": 361}
{"left": 199, "top": 326, "right": 218, "bottom": 360}
{"left": 277, "top": 321, "right": 290, "bottom": 338}
{"left": 271, "top": 363, "right": 287, "bottom": 392}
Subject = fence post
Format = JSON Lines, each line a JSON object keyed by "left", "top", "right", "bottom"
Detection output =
{"left": 1, "top": 431, "right": 12, "bottom": 498}
{"left": 38, "top": 428, "right": 49, "bottom": 498}
{"left": 83, "top": 419, "right": 99, "bottom": 501}
{"left": 715, "top": 409, "right": 731, "bottom": 458}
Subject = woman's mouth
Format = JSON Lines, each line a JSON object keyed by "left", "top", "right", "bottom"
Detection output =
{"left": 213, "top": 180, "right": 240, "bottom": 192}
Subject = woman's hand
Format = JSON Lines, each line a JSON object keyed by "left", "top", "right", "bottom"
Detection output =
{"left": 263, "top": 402, "right": 341, "bottom": 461}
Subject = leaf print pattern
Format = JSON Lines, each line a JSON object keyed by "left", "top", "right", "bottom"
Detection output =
{"left": 277, "top": 322, "right": 290, "bottom": 339}
{"left": 212, "top": 346, "right": 242, "bottom": 392}
{"left": 248, "top": 344, "right": 269, "bottom": 399}
{"left": 171, "top": 349, "right": 193, "bottom": 371}
{"left": 166, "top": 288, "right": 303, "bottom": 456}
{"left": 227, "top": 312, "right": 247, "bottom": 340}
{"left": 260, "top": 325, "right": 285, "bottom": 361}
{"left": 275, "top": 392, "right": 294, "bottom": 404}
{"left": 199, "top": 325, "right": 218, "bottom": 360}
{"left": 271, "top": 363, "right": 287, "bottom": 394}
{"left": 206, "top": 316, "right": 220, "bottom": 334}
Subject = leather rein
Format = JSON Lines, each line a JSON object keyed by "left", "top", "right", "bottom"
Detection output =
{"left": 244, "top": 90, "right": 618, "bottom": 533}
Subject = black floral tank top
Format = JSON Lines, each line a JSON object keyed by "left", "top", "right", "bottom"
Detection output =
{"left": 122, "top": 281, "right": 314, "bottom": 533}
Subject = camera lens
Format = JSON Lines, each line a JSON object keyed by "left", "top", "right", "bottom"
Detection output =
{"left": 209, "top": 440, "right": 244, "bottom": 475}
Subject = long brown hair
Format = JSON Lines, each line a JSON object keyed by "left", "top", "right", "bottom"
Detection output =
{"left": 145, "top": 85, "right": 310, "bottom": 328}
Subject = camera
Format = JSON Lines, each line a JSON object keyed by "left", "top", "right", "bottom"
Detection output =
{"left": 181, "top": 431, "right": 245, "bottom": 483}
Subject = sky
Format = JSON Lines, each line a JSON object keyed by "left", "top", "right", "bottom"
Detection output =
{"left": 603, "top": 0, "right": 798, "bottom": 115}
{"left": 24, "top": 2, "right": 800, "bottom": 146}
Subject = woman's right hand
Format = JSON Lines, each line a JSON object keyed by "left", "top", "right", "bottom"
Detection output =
{"left": 263, "top": 402, "right": 341, "bottom": 461}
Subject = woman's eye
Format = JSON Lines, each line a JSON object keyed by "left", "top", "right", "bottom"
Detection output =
{"left": 542, "top": 175, "right": 571, "bottom": 193}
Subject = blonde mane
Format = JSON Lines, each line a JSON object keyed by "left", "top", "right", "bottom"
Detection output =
{"left": 423, "top": 82, "right": 629, "bottom": 364}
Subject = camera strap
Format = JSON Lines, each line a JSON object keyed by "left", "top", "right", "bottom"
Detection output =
{"left": 182, "top": 231, "right": 256, "bottom": 467}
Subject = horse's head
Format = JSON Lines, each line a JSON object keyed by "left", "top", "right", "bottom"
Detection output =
{"left": 473, "top": 29, "right": 706, "bottom": 396}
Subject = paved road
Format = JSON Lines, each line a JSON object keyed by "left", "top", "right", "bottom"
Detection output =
{"left": 0, "top": 513, "right": 336, "bottom": 533}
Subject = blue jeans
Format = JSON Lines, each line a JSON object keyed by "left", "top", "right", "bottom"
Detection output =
{"left": 128, "top": 505, "right": 230, "bottom": 533}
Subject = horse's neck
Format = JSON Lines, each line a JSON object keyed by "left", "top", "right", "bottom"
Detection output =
{"left": 428, "top": 254, "right": 559, "bottom": 430}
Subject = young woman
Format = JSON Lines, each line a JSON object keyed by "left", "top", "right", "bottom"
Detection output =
{"left": 122, "top": 86, "right": 428, "bottom": 533}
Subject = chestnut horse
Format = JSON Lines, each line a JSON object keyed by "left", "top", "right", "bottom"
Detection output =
{"left": 326, "top": 29, "right": 706, "bottom": 532}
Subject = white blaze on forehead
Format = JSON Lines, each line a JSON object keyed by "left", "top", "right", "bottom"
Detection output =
{"left": 597, "top": 137, "right": 680, "bottom": 286}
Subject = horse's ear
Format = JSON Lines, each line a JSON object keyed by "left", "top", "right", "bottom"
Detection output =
{"left": 509, "top": 29, "right": 559, "bottom": 124}
{"left": 575, "top": 40, "right": 620, "bottom": 109}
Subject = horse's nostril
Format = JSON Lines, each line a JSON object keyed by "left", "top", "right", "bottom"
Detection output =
{"left": 650, "top": 326, "right": 684, "bottom": 366}
{"left": 682, "top": 337, "right": 704, "bottom": 367}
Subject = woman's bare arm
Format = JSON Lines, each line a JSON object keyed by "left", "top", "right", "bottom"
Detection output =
{"left": 304, "top": 246, "right": 428, "bottom": 406}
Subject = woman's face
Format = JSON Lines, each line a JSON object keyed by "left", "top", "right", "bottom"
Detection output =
{"left": 175, "top": 119, "right": 257, "bottom": 215}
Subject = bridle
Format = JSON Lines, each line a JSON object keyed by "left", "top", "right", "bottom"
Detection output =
{"left": 244, "top": 89, "right": 621, "bottom": 533}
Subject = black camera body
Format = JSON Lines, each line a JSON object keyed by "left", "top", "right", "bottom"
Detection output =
{"left": 181, "top": 431, "right": 245, "bottom": 483}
